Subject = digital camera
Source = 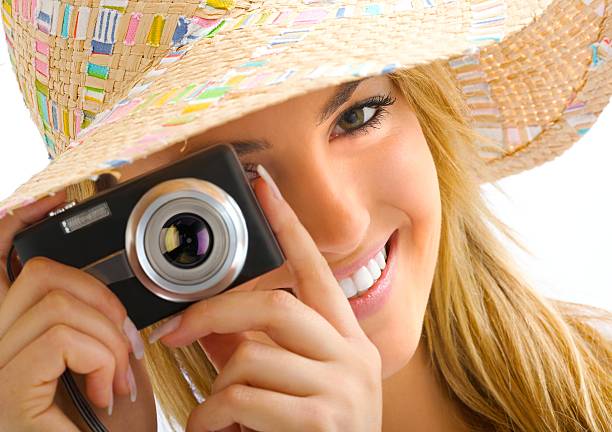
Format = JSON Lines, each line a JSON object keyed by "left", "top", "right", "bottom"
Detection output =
{"left": 11, "top": 144, "right": 285, "bottom": 329}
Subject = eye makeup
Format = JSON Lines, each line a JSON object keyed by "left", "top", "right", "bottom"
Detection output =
{"left": 242, "top": 162, "right": 260, "bottom": 181}
{"left": 240, "top": 91, "right": 397, "bottom": 181}
{"left": 331, "top": 92, "right": 396, "bottom": 138}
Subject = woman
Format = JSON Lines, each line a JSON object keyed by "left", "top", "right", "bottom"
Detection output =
{"left": 0, "top": 1, "right": 610, "bottom": 431}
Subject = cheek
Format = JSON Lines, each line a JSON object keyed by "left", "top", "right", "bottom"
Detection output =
{"left": 369, "top": 122, "right": 440, "bottom": 226}
{"left": 364, "top": 121, "right": 442, "bottom": 377}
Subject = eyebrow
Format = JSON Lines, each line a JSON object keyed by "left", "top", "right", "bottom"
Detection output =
{"left": 226, "top": 139, "right": 273, "bottom": 156}
{"left": 317, "top": 77, "right": 367, "bottom": 125}
{"left": 210, "top": 77, "right": 369, "bottom": 156}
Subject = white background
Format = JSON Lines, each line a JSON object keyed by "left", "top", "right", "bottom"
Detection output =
{"left": 1, "top": 34, "right": 610, "bottom": 431}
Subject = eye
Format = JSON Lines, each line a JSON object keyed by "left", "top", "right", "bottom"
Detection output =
{"left": 330, "top": 93, "right": 396, "bottom": 139}
{"left": 333, "top": 106, "right": 377, "bottom": 135}
{"left": 239, "top": 93, "right": 396, "bottom": 180}
{"left": 242, "top": 162, "right": 260, "bottom": 181}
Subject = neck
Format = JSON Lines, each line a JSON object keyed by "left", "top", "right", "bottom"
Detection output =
{"left": 382, "top": 338, "right": 471, "bottom": 432}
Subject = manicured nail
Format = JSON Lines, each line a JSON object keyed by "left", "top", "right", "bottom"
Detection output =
{"left": 126, "top": 364, "right": 138, "bottom": 403}
{"left": 108, "top": 390, "right": 114, "bottom": 416}
{"left": 256, "top": 164, "right": 283, "bottom": 201}
{"left": 148, "top": 315, "right": 182, "bottom": 344}
{"left": 123, "top": 317, "right": 145, "bottom": 360}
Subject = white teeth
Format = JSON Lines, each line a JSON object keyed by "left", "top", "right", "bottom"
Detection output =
{"left": 375, "top": 250, "right": 385, "bottom": 269}
{"left": 338, "top": 243, "right": 389, "bottom": 300}
{"left": 367, "top": 259, "right": 381, "bottom": 280}
{"left": 353, "top": 267, "right": 374, "bottom": 293}
{"left": 339, "top": 277, "right": 358, "bottom": 298}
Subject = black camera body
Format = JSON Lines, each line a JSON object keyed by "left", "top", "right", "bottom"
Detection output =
{"left": 12, "top": 144, "right": 285, "bottom": 329}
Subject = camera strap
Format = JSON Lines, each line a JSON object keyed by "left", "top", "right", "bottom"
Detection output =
{"left": 61, "top": 371, "right": 109, "bottom": 432}
{"left": 6, "top": 246, "right": 109, "bottom": 432}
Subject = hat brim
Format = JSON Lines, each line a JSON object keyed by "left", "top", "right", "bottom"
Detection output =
{"left": 1, "top": 0, "right": 610, "bottom": 218}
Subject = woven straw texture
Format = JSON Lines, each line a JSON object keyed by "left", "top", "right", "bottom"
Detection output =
{"left": 0, "top": 0, "right": 610, "bottom": 218}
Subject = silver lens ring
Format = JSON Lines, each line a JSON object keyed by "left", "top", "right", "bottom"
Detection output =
{"left": 125, "top": 178, "right": 248, "bottom": 302}
{"left": 144, "top": 197, "right": 229, "bottom": 288}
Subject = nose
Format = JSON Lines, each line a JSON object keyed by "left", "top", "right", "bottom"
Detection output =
{"left": 277, "top": 153, "right": 370, "bottom": 259}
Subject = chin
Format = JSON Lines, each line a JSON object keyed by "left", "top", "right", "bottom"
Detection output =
{"left": 363, "top": 306, "right": 425, "bottom": 379}
{"left": 362, "top": 235, "right": 433, "bottom": 379}
{"left": 381, "top": 328, "right": 423, "bottom": 379}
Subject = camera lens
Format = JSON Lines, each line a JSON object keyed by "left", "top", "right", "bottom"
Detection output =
{"left": 126, "top": 178, "right": 249, "bottom": 302}
{"left": 160, "top": 213, "right": 213, "bottom": 269}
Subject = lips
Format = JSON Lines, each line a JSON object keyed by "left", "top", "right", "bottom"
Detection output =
{"left": 347, "top": 228, "right": 398, "bottom": 319}
{"left": 281, "top": 230, "right": 397, "bottom": 298}
{"left": 331, "top": 233, "right": 393, "bottom": 281}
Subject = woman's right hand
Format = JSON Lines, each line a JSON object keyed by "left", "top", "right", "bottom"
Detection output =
{"left": 0, "top": 191, "right": 143, "bottom": 431}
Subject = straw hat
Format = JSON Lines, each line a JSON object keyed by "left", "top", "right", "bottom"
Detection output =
{"left": 0, "top": 0, "right": 610, "bottom": 218}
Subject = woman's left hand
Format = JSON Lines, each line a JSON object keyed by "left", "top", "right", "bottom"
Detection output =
{"left": 148, "top": 166, "right": 383, "bottom": 432}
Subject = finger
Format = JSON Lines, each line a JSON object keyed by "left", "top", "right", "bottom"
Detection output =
{"left": 197, "top": 331, "right": 251, "bottom": 374}
{"left": 217, "top": 426, "right": 242, "bottom": 432}
{"left": 253, "top": 166, "right": 363, "bottom": 338}
{"left": 0, "top": 191, "right": 67, "bottom": 296}
{"left": 154, "top": 290, "right": 345, "bottom": 362}
{"left": 0, "top": 257, "right": 129, "bottom": 342}
{"left": 197, "top": 327, "right": 285, "bottom": 374}
{"left": 210, "top": 340, "right": 326, "bottom": 397}
{"left": 0, "top": 290, "right": 132, "bottom": 395}
{"left": 14, "top": 405, "right": 81, "bottom": 432}
{"left": 186, "top": 385, "right": 319, "bottom": 432}
{"left": 2, "top": 324, "right": 115, "bottom": 410}
{"left": 229, "top": 261, "right": 294, "bottom": 294}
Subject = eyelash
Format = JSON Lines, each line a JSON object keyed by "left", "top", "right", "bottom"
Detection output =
{"left": 332, "top": 92, "right": 396, "bottom": 138}
{"left": 242, "top": 162, "right": 260, "bottom": 181}
{"left": 241, "top": 93, "right": 397, "bottom": 180}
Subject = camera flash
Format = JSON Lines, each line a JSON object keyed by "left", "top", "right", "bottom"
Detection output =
{"left": 61, "top": 202, "right": 112, "bottom": 234}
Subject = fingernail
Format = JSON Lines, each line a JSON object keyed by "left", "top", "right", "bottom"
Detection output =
{"left": 126, "top": 364, "right": 138, "bottom": 403}
{"left": 148, "top": 315, "right": 182, "bottom": 344}
{"left": 123, "top": 317, "right": 145, "bottom": 360}
{"left": 256, "top": 164, "right": 283, "bottom": 201}
{"left": 108, "top": 390, "right": 114, "bottom": 416}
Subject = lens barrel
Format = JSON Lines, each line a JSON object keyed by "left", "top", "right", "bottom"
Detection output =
{"left": 125, "top": 178, "right": 248, "bottom": 302}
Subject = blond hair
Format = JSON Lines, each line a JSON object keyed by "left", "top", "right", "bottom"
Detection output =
{"left": 138, "top": 61, "right": 612, "bottom": 431}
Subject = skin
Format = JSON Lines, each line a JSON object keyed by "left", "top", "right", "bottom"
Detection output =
{"left": 0, "top": 75, "right": 469, "bottom": 431}
{"left": 0, "top": 192, "right": 157, "bottom": 431}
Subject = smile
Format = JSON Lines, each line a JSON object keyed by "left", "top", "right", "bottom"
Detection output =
{"left": 330, "top": 229, "right": 395, "bottom": 299}
{"left": 337, "top": 243, "right": 388, "bottom": 299}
